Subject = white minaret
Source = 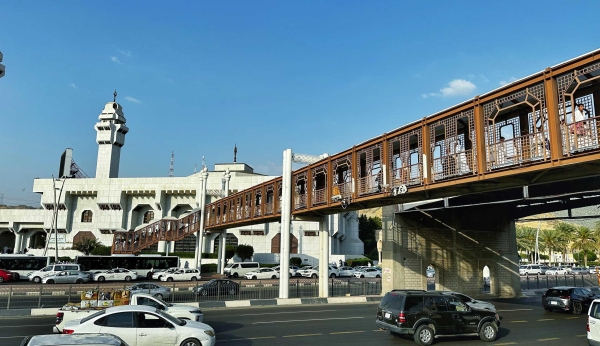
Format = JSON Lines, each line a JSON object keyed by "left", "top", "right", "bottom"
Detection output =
{"left": 95, "top": 90, "right": 129, "bottom": 178}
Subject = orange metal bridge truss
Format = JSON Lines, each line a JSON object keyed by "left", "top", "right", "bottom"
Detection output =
{"left": 112, "top": 49, "right": 600, "bottom": 254}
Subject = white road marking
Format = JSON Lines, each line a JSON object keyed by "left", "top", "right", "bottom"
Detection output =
{"left": 0, "top": 324, "right": 54, "bottom": 328}
{"left": 241, "top": 309, "right": 337, "bottom": 316}
{"left": 253, "top": 317, "right": 364, "bottom": 324}
{"left": 0, "top": 336, "right": 31, "bottom": 339}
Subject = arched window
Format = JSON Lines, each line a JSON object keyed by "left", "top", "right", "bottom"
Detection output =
{"left": 81, "top": 210, "right": 93, "bottom": 223}
{"left": 143, "top": 211, "right": 154, "bottom": 224}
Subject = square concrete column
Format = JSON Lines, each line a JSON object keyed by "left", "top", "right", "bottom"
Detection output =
{"left": 319, "top": 216, "right": 330, "bottom": 298}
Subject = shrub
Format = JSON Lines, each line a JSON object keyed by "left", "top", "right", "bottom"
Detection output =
{"left": 290, "top": 257, "right": 302, "bottom": 266}
{"left": 201, "top": 264, "right": 217, "bottom": 273}
{"left": 91, "top": 245, "right": 111, "bottom": 256}
{"left": 347, "top": 258, "right": 373, "bottom": 267}
{"left": 72, "top": 237, "right": 102, "bottom": 256}
{"left": 201, "top": 253, "right": 218, "bottom": 259}
{"left": 236, "top": 244, "right": 254, "bottom": 262}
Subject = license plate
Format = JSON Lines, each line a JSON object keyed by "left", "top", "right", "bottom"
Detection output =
{"left": 550, "top": 301, "right": 558, "bottom": 305}
{"left": 384, "top": 312, "right": 391, "bottom": 319}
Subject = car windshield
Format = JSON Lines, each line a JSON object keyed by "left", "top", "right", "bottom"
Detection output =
{"left": 225, "top": 263, "right": 234, "bottom": 269}
{"left": 156, "top": 309, "right": 184, "bottom": 326}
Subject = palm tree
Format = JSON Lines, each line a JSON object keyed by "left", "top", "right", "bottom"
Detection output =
{"left": 570, "top": 226, "right": 598, "bottom": 267}
{"left": 539, "top": 229, "right": 560, "bottom": 266}
{"left": 516, "top": 226, "right": 537, "bottom": 261}
{"left": 555, "top": 222, "right": 576, "bottom": 264}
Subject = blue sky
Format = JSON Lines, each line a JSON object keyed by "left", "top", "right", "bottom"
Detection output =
{"left": 1, "top": 1, "right": 599, "bottom": 206}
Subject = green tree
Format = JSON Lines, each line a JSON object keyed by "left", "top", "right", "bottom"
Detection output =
{"left": 516, "top": 226, "right": 537, "bottom": 261}
{"left": 358, "top": 214, "right": 381, "bottom": 260}
{"left": 555, "top": 222, "right": 576, "bottom": 264}
{"left": 225, "top": 245, "right": 237, "bottom": 260}
{"left": 570, "top": 225, "right": 598, "bottom": 267}
{"left": 90, "top": 245, "right": 111, "bottom": 256}
{"left": 236, "top": 244, "right": 254, "bottom": 262}
{"left": 539, "top": 229, "right": 560, "bottom": 266}
{"left": 72, "top": 237, "right": 102, "bottom": 256}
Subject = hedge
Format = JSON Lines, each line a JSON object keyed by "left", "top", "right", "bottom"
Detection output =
{"left": 347, "top": 258, "right": 374, "bottom": 267}
{"left": 201, "top": 264, "right": 217, "bottom": 273}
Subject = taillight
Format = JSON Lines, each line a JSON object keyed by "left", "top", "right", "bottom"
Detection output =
{"left": 55, "top": 312, "right": 64, "bottom": 325}
{"left": 399, "top": 313, "right": 406, "bottom": 324}
{"left": 63, "top": 329, "right": 74, "bottom": 334}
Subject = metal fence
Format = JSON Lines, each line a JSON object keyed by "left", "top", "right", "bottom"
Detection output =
{"left": 0, "top": 278, "right": 382, "bottom": 310}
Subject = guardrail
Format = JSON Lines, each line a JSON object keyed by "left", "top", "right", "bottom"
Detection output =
{"left": 520, "top": 273, "right": 599, "bottom": 290}
{"left": 0, "top": 278, "right": 382, "bottom": 310}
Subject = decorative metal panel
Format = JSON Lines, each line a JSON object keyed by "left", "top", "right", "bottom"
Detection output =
{"left": 311, "top": 163, "right": 328, "bottom": 206}
{"left": 388, "top": 129, "right": 423, "bottom": 187}
{"left": 357, "top": 143, "right": 383, "bottom": 196}
{"left": 332, "top": 154, "right": 352, "bottom": 199}
{"left": 293, "top": 170, "right": 308, "bottom": 210}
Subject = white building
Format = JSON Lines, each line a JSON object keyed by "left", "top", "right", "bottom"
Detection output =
{"left": 0, "top": 96, "right": 364, "bottom": 265}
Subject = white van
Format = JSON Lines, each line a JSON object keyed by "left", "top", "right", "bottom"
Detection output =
{"left": 28, "top": 264, "right": 82, "bottom": 283}
{"left": 588, "top": 298, "right": 600, "bottom": 344}
{"left": 224, "top": 262, "right": 260, "bottom": 278}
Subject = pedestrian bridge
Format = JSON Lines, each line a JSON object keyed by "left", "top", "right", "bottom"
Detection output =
{"left": 112, "top": 49, "right": 600, "bottom": 259}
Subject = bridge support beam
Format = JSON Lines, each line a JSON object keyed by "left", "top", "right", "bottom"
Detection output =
{"left": 319, "top": 216, "right": 330, "bottom": 298}
{"left": 380, "top": 205, "right": 521, "bottom": 298}
{"left": 279, "top": 149, "right": 293, "bottom": 299}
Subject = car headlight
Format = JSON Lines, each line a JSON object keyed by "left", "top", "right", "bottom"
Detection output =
{"left": 204, "top": 330, "right": 215, "bottom": 337}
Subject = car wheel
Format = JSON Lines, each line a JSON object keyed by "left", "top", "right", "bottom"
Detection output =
{"left": 0, "top": 277, "right": 3, "bottom": 283}
{"left": 180, "top": 338, "right": 201, "bottom": 346}
{"left": 75, "top": 279, "right": 83, "bottom": 284}
{"left": 98, "top": 276, "right": 105, "bottom": 282}
{"left": 191, "top": 277, "right": 197, "bottom": 281}
{"left": 573, "top": 301, "right": 583, "bottom": 315}
{"left": 167, "top": 277, "right": 174, "bottom": 282}
{"left": 233, "top": 273, "right": 239, "bottom": 278}
{"left": 289, "top": 273, "right": 292, "bottom": 278}
{"left": 33, "top": 276, "right": 41, "bottom": 283}
{"left": 252, "top": 276, "right": 257, "bottom": 280}
{"left": 311, "top": 274, "right": 318, "bottom": 278}
{"left": 414, "top": 324, "right": 434, "bottom": 346}
{"left": 376, "top": 274, "right": 381, "bottom": 278}
{"left": 271, "top": 275, "right": 277, "bottom": 279}
{"left": 125, "top": 276, "right": 132, "bottom": 282}
{"left": 360, "top": 275, "right": 365, "bottom": 278}
{"left": 154, "top": 293, "right": 163, "bottom": 300}
{"left": 479, "top": 321, "right": 497, "bottom": 341}
{"left": 13, "top": 273, "right": 20, "bottom": 280}
{"left": 329, "top": 273, "right": 336, "bottom": 278}
{"left": 46, "top": 279, "right": 55, "bottom": 284}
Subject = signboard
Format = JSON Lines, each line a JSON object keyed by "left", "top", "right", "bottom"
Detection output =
{"left": 48, "top": 234, "right": 66, "bottom": 244}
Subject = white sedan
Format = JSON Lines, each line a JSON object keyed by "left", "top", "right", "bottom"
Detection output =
{"left": 245, "top": 268, "right": 280, "bottom": 280}
{"left": 161, "top": 269, "right": 201, "bottom": 282}
{"left": 299, "top": 265, "right": 339, "bottom": 278}
{"left": 337, "top": 266, "right": 355, "bottom": 277}
{"left": 352, "top": 267, "right": 381, "bottom": 278}
{"left": 152, "top": 268, "right": 179, "bottom": 280}
{"left": 545, "top": 267, "right": 568, "bottom": 275}
{"left": 93, "top": 268, "right": 138, "bottom": 282}
{"left": 63, "top": 305, "right": 215, "bottom": 346}
{"left": 272, "top": 266, "right": 301, "bottom": 277}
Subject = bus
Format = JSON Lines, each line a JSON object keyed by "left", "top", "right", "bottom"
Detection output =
{"left": 75, "top": 255, "right": 180, "bottom": 279}
{"left": 0, "top": 254, "right": 51, "bottom": 280}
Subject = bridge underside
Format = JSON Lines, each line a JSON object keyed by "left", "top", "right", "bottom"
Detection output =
{"left": 380, "top": 175, "right": 600, "bottom": 298}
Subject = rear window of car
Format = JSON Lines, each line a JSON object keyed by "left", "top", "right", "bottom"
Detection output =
{"left": 546, "top": 289, "right": 570, "bottom": 297}
{"left": 380, "top": 293, "right": 404, "bottom": 310}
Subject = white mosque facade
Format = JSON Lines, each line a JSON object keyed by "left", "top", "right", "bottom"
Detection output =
{"left": 0, "top": 98, "right": 364, "bottom": 266}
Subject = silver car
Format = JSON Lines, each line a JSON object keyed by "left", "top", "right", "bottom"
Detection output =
{"left": 127, "top": 282, "right": 172, "bottom": 299}
{"left": 41, "top": 270, "right": 92, "bottom": 284}
{"left": 435, "top": 291, "right": 496, "bottom": 311}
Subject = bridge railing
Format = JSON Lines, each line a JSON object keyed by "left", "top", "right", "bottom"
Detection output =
{"left": 562, "top": 116, "right": 600, "bottom": 154}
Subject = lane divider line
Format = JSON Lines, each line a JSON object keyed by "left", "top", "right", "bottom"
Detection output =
{"left": 329, "top": 331, "right": 365, "bottom": 335}
{"left": 283, "top": 333, "right": 323, "bottom": 338}
{"left": 253, "top": 317, "right": 363, "bottom": 324}
{"left": 537, "top": 337, "right": 560, "bottom": 341}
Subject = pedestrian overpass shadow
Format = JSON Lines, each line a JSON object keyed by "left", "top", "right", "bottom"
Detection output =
{"left": 208, "top": 321, "right": 253, "bottom": 345}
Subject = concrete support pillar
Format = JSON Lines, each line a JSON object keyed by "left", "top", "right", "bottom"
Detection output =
{"left": 195, "top": 168, "right": 209, "bottom": 271}
{"left": 319, "top": 216, "right": 330, "bottom": 298}
{"left": 381, "top": 205, "right": 521, "bottom": 298}
{"left": 279, "top": 149, "right": 292, "bottom": 299}
{"left": 14, "top": 232, "right": 22, "bottom": 253}
{"left": 157, "top": 241, "right": 167, "bottom": 253}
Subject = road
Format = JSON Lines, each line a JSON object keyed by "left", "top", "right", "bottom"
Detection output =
{"left": 0, "top": 296, "right": 590, "bottom": 346}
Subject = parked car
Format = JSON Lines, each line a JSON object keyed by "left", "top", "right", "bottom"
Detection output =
{"left": 337, "top": 266, "right": 355, "bottom": 277}
{"left": 431, "top": 291, "right": 496, "bottom": 311}
{"left": 62, "top": 305, "right": 216, "bottom": 346}
{"left": 519, "top": 264, "right": 542, "bottom": 275}
{"left": 569, "top": 267, "right": 588, "bottom": 275}
{"left": 426, "top": 268, "right": 435, "bottom": 278}
{"left": 93, "top": 268, "right": 138, "bottom": 282}
{"left": 42, "top": 271, "right": 91, "bottom": 284}
{"left": 539, "top": 266, "right": 549, "bottom": 274}
{"left": 589, "top": 266, "right": 598, "bottom": 274}
{"left": 272, "top": 265, "right": 301, "bottom": 277}
{"left": 223, "top": 262, "right": 260, "bottom": 278}
{"left": 193, "top": 279, "right": 240, "bottom": 297}
{"left": 28, "top": 264, "right": 82, "bottom": 283}
{"left": 353, "top": 267, "right": 382, "bottom": 278}
{"left": 21, "top": 333, "right": 130, "bottom": 346}
{"left": 0, "top": 269, "right": 15, "bottom": 283}
{"left": 244, "top": 268, "right": 279, "bottom": 280}
{"left": 151, "top": 268, "right": 178, "bottom": 280}
{"left": 542, "top": 286, "right": 596, "bottom": 314}
{"left": 299, "top": 265, "right": 339, "bottom": 278}
{"left": 127, "top": 283, "right": 171, "bottom": 300}
{"left": 588, "top": 298, "right": 600, "bottom": 344}
{"left": 376, "top": 290, "right": 501, "bottom": 345}
{"left": 160, "top": 269, "right": 201, "bottom": 282}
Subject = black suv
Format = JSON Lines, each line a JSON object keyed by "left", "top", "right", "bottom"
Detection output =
{"left": 542, "top": 286, "right": 596, "bottom": 314}
{"left": 376, "top": 290, "right": 501, "bottom": 345}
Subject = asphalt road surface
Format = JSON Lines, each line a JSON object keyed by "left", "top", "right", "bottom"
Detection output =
{"left": 0, "top": 296, "right": 590, "bottom": 346}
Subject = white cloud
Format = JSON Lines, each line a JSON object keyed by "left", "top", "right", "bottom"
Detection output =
{"left": 110, "top": 56, "right": 123, "bottom": 65}
{"left": 117, "top": 49, "right": 132, "bottom": 57}
{"left": 125, "top": 96, "right": 141, "bottom": 104}
{"left": 69, "top": 83, "right": 78, "bottom": 89}
{"left": 499, "top": 77, "right": 518, "bottom": 86}
{"left": 479, "top": 74, "right": 489, "bottom": 83}
{"left": 421, "top": 93, "right": 441, "bottom": 99}
{"left": 440, "top": 79, "right": 477, "bottom": 97}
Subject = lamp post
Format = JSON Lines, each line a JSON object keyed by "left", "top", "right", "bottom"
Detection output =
{"left": 52, "top": 176, "right": 66, "bottom": 263}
